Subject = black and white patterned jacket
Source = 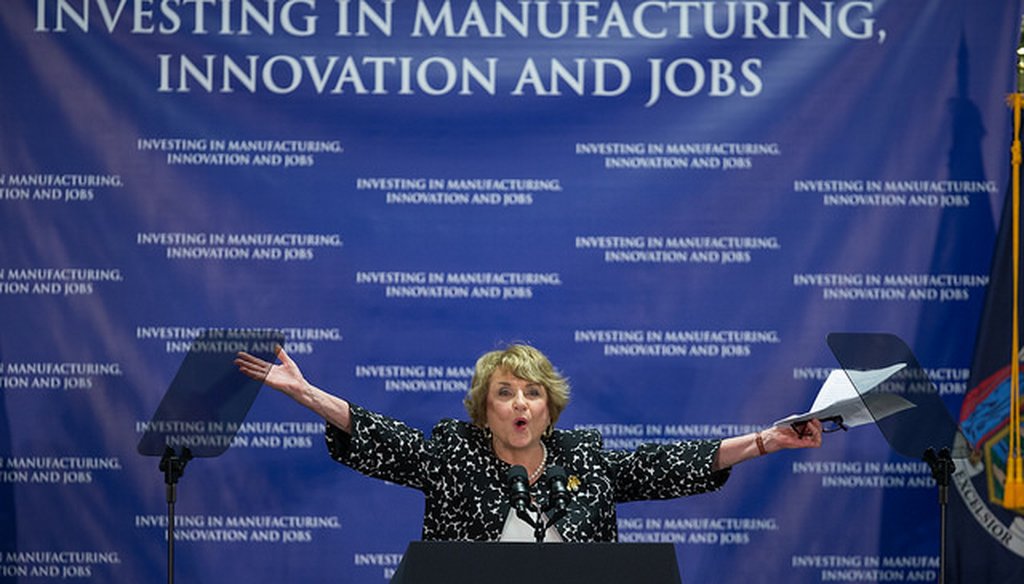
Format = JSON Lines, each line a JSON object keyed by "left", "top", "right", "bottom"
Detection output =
{"left": 325, "top": 404, "right": 731, "bottom": 542}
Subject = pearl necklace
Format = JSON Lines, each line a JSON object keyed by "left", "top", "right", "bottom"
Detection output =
{"left": 528, "top": 442, "right": 548, "bottom": 483}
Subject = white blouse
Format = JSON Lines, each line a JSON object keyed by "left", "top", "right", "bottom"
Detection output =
{"left": 499, "top": 507, "right": 564, "bottom": 542}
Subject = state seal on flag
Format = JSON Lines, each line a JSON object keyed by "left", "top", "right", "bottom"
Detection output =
{"left": 956, "top": 365, "right": 1024, "bottom": 556}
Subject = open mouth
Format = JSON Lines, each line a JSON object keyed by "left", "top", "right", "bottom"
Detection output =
{"left": 514, "top": 418, "right": 528, "bottom": 429}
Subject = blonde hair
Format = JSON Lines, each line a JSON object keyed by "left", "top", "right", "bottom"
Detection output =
{"left": 463, "top": 344, "right": 570, "bottom": 427}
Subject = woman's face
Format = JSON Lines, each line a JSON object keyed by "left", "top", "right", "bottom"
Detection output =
{"left": 485, "top": 368, "right": 550, "bottom": 456}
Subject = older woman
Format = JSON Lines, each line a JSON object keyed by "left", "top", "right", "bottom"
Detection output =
{"left": 234, "top": 343, "right": 822, "bottom": 542}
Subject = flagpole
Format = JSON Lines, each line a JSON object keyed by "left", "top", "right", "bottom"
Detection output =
{"left": 1004, "top": 20, "right": 1024, "bottom": 508}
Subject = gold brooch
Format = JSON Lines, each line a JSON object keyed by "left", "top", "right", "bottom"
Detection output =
{"left": 566, "top": 475, "right": 581, "bottom": 492}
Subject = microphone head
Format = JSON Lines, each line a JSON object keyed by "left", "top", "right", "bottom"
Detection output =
{"left": 544, "top": 465, "right": 570, "bottom": 513}
{"left": 544, "top": 465, "right": 567, "bottom": 482}
{"left": 545, "top": 465, "right": 568, "bottom": 496}
{"left": 505, "top": 465, "right": 531, "bottom": 511}
{"left": 506, "top": 465, "right": 529, "bottom": 484}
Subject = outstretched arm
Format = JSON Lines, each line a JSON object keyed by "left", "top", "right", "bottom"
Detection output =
{"left": 713, "top": 419, "right": 823, "bottom": 471}
{"left": 235, "top": 345, "right": 352, "bottom": 433}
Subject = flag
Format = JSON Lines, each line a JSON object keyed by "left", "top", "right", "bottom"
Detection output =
{"left": 950, "top": 102, "right": 1024, "bottom": 582}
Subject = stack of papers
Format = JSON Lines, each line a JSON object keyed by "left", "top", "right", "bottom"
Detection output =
{"left": 774, "top": 363, "right": 916, "bottom": 429}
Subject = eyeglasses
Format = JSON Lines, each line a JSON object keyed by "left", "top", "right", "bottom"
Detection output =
{"left": 792, "top": 416, "right": 848, "bottom": 437}
{"left": 819, "top": 415, "right": 848, "bottom": 433}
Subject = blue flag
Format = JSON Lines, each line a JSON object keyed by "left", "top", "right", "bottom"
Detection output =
{"left": 951, "top": 117, "right": 1024, "bottom": 581}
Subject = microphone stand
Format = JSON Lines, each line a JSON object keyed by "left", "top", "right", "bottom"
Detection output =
{"left": 526, "top": 503, "right": 569, "bottom": 543}
{"left": 530, "top": 510, "right": 547, "bottom": 544}
{"left": 514, "top": 494, "right": 567, "bottom": 543}
{"left": 504, "top": 503, "right": 544, "bottom": 543}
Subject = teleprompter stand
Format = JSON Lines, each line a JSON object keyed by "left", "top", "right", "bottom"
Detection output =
{"left": 137, "top": 328, "right": 283, "bottom": 584}
{"left": 159, "top": 446, "right": 192, "bottom": 584}
{"left": 826, "top": 333, "right": 969, "bottom": 584}
{"left": 390, "top": 541, "right": 683, "bottom": 584}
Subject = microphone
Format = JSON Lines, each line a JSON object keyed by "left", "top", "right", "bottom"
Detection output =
{"left": 506, "top": 465, "right": 543, "bottom": 539}
{"left": 505, "top": 465, "right": 531, "bottom": 513}
{"left": 544, "top": 465, "right": 570, "bottom": 514}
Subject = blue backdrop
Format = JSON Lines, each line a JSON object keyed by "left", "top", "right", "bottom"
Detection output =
{"left": 2, "top": 1, "right": 1023, "bottom": 582}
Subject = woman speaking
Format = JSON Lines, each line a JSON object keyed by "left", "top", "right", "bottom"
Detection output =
{"left": 235, "top": 343, "right": 822, "bottom": 542}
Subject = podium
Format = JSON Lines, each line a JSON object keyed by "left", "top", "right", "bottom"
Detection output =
{"left": 390, "top": 541, "right": 682, "bottom": 584}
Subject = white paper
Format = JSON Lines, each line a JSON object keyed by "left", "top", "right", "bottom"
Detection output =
{"left": 774, "top": 363, "right": 916, "bottom": 429}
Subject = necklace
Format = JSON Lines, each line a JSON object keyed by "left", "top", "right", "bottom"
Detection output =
{"left": 528, "top": 442, "right": 548, "bottom": 483}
